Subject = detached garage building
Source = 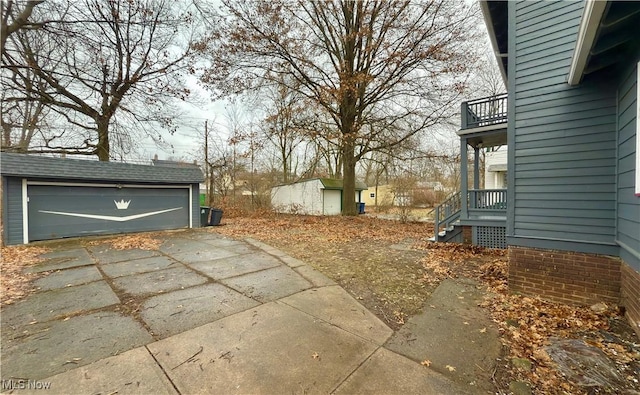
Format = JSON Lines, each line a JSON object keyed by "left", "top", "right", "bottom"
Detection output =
{"left": 1, "top": 153, "right": 204, "bottom": 245}
{"left": 271, "top": 178, "right": 367, "bottom": 216}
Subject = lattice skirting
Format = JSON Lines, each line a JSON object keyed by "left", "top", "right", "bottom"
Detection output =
{"left": 473, "top": 225, "right": 506, "bottom": 249}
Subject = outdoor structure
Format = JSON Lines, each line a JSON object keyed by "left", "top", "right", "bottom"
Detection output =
{"left": 1, "top": 153, "right": 204, "bottom": 245}
{"left": 271, "top": 178, "right": 367, "bottom": 216}
{"left": 434, "top": 0, "right": 640, "bottom": 336}
{"left": 484, "top": 148, "right": 507, "bottom": 190}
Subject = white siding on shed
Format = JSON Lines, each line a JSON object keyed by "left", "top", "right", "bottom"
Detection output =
{"left": 271, "top": 179, "right": 324, "bottom": 215}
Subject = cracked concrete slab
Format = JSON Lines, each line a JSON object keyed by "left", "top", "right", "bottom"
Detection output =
{"left": 221, "top": 265, "right": 312, "bottom": 302}
{"left": 140, "top": 283, "right": 260, "bottom": 338}
{"left": 1, "top": 281, "right": 120, "bottom": 327}
{"left": 25, "top": 247, "right": 94, "bottom": 273}
{"left": 87, "top": 246, "right": 160, "bottom": 264}
{"left": 188, "top": 252, "right": 281, "bottom": 280}
{"left": 0, "top": 312, "right": 153, "bottom": 381}
{"left": 166, "top": 246, "right": 239, "bottom": 264}
{"left": 147, "top": 302, "right": 378, "bottom": 394}
{"left": 293, "top": 264, "right": 336, "bottom": 287}
{"left": 333, "top": 347, "right": 472, "bottom": 395}
{"left": 33, "top": 266, "right": 103, "bottom": 291}
{"left": 385, "top": 279, "right": 501, "bottom": 392}
{"left": 100, "top": 255, "right": 177, "bottom": 278}
{"left": 34, "top": 347, "right": 178, "bottom": 395}
{"left": 111, "top": 266, "right": 209, "bottom": 296}
{"left": 279, "top": 285, "right": 392, "bottom": 345}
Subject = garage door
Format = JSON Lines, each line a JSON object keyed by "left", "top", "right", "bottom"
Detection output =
{"left": 27, "top": 184, "right": 189, "bottom": 241}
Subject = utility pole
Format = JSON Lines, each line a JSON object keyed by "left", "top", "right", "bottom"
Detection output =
{"left": 204, "top": 120, "right": 211, "bottom": 206}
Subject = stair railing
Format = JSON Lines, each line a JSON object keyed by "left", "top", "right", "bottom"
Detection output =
{"left": 433, "top": 191, "right": 462, "bottom": 241}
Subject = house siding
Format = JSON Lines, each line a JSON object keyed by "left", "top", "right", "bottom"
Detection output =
{"left": 509, "top": 1, "right": 618, "bottom": 253}
{"left": 616, "top": 61, "right": 640, "bottom": 272}
{"left": 3, "top": 177, "right": 24, "bottom": 245}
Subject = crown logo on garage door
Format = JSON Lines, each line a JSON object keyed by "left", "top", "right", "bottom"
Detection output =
{"left": 114, "top": 199, "right": 131, "bottom": 210}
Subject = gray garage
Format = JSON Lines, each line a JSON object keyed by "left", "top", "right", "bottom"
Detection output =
{"left": 1, "top": 153, "right": 204, "bottom": 245}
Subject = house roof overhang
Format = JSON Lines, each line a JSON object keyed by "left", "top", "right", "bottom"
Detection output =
{"left": 457, "top": 123, "right": 507, "bottom": 149}
{"left": 480, "top": 0, "right": 508, "bottom": 87}
{"left": 568, "top": 1, "right": 640, "bottom": 86}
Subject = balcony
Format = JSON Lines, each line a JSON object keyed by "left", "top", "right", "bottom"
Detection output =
{"left": 458, "top": 93, "right": 508, "bottom": 149}
{"left": 461, "top": 93, "right": 508, "bottom": 130}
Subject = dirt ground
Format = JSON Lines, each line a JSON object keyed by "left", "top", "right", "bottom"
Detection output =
{"left": 2, "top": 214, "right": 639, "bottom": 394}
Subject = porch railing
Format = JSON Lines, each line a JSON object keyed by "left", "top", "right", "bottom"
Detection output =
{"left": 469, "top": 189, "right": 507, "bottom": 210}
{"left": 461, "top": 93, "right": 508, "bottom": 129}
{"left": 433, "top": 189, "right": 507, "bottom": 241}
{"left": 433, "top": 191, "right": 461, "bottom": 242}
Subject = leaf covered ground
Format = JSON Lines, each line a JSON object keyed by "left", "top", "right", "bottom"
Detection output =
{"left": 1, "top": 215, "right": 638, "bottom": 393}
{"left": 211, "top": 213, "right": 640, "bottom": 394}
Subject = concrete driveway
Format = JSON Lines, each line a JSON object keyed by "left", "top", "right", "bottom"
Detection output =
{"left": 1, "top": 230, "right": 492, "bottom": 394}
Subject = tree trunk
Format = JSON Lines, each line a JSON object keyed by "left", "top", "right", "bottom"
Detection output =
{"left": 342, "top": 137, "right": 357, "bottom": 216}
{"left": 96, "top": 117, "right": 110, "bottom": 161}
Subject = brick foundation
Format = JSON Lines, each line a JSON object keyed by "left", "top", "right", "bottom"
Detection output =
{"left": 462, "top": 226, "right": 472, "bottom": 244}
{"left": 508, "top": 246, "right": 621, "bottom": 306}
{"left": 621, "top": 263, "right": 640, "bottom": 338}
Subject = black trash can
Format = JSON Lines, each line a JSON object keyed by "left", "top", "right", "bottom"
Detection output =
{"left": 209, "top": 208, "right": 223, "bottom": 226}
{"left": 200, "top": 206, "right": 212, "bottom": 227}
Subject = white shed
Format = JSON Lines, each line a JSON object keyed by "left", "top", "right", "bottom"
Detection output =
{"left": 271, "top": 178, "right": 368, "bottom": 215}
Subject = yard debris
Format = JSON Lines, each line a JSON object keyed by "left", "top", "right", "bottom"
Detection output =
{"left": 85, "top": 233, "right": 162, "bottom": 250}
{"left": 210, "top": 214, "right": 639, "bottom": 394}
{"left": 0, "top": 245, "right": 50, "bottom": 306}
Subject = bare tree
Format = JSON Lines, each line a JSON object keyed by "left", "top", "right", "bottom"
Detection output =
{"left": 2, "top": 0, "right": 200, "bottom": 160}
{"left": 199, "top": 0, "right": 480, "bottom": 214}
{"left": 0, "top": 0, "right": 43, "bottom": 56}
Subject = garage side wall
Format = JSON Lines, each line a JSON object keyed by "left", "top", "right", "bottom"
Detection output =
{"left": 191, "top": 183, "right": 200, "bottom": 228}
{"left": 271, "top": 180, "right": 324, "bottom": 215}
{"left": 3, "top": 177, "right": 24, "bottom": 245}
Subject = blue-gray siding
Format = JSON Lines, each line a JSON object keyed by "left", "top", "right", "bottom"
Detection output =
{"left": 508, "top": 1, "right": 619, "bottom": 254}
{"left": 617, "top": 61, "right": 640, "bottom": 271}
{"left": 3, "top": 177, "right": 24, "bottom": 245}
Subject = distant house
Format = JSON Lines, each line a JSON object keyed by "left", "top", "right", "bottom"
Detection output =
{"left": 433, "top": 1, "right": 640, "bottom": 336}
{"left": 362, "top": 184, "right": 395, "bottom": 207}
{"left": 271, "top": 178, "right": 367, "bottom": 215}
{"left": 484, "top": 148, "right": 507, "bottom": 189}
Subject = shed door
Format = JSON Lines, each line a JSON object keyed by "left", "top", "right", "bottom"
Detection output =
{"left": 27, "top": 185, "right": 189, "bottom": 241}
{"left": 323, "top": 190, "right": 342, "bottom": 215}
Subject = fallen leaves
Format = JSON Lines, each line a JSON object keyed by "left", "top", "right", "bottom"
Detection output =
{"left": 86, "top": 233, "right": 161, "bottom": 250}
{"left": 445, "top": 365, "right": 456, "bottom": 372}
{"left": 212, "top": 214, "right": 430, "bottom": 244}
{"left": 208, "top": 214, "right": 639, "bottom": 394}
{"left": 0, "top": 245, "right": 50, "bottom": 306}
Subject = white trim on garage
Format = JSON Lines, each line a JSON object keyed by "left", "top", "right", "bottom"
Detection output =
{"left": 26, "top": 181, "right": 191, "bottom": 189}
{"left": 22, "top": 178, "right": 28, "bottom": 244}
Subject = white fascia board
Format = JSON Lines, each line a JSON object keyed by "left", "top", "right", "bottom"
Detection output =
{"left": 568, "top": 0, "right": 608, "bottom": 86}
{"left": 480, "top": 0, "right": 508, "bottom": 87}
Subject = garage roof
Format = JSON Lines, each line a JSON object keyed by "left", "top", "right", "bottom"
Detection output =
{"left": 0, "top": 153, "right": 204, "bottom": 184}
{"left": 319, "top": 178, "right": 368, "bottom": 191}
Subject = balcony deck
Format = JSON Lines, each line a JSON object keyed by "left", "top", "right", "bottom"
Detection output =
{"left": 458, "top": 94, "right": 508, "bottom": 148}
